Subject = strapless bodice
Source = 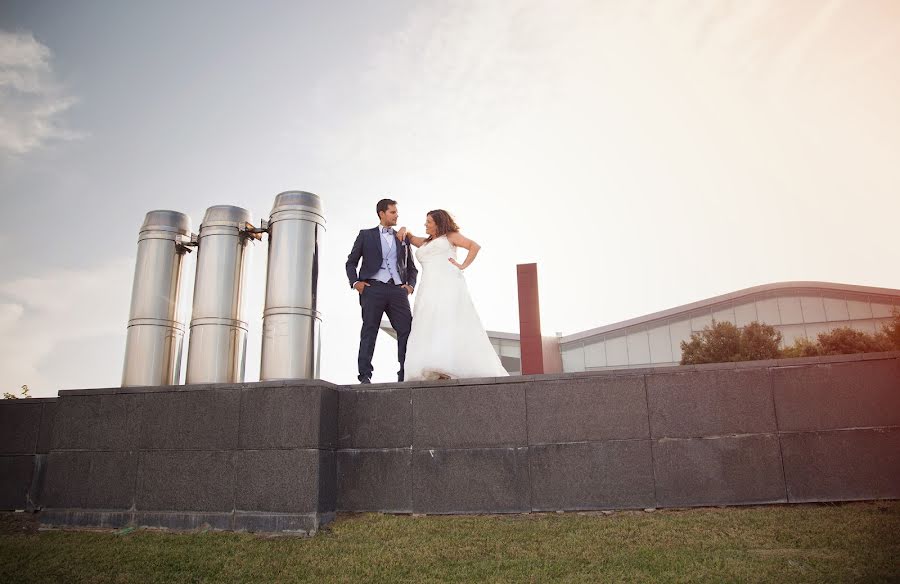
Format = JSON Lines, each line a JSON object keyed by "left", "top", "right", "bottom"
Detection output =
{"left": 415, "top": 235, "right": 456, "bottom": 264}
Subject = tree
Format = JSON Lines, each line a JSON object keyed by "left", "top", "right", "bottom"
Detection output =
{"left": 882, "top": 310, "right": 900, "bottom": 350}
{"left": 779, "top": 311, "right": 900, "bottom": 358}
{"left": 680, "top": 320, "right": 782, "bottom": 365}
{"left": 814, "top": 326, "right": 893, "bottom": 355}
{"left": 682, "top": 311, "right": 900, "bottom": 365}
{"left": 2, "top": 384, "right": 30, "bottom": 400}
{"left": 741, "top": 322, "right": 786, "bottom": 361}
{"left": 781, "top": 336, "right": 819, "bottom": 358}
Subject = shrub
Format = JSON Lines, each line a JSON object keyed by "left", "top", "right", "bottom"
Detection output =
{"left": 681, "top": 311, "right": 900, "bottom": 365}
{"left": 781, "top": 337, "right": 820, "bottom": 358}
{"left": 680, "top": 320, "right": 782, "bottom": 365}
{"left": 741, "top": 322, "right": 786, "bottom": 361}
{"left": 882, "top": 310, "right": 900, "bottom": 349}
{"left": 814, "top": 326, "right": 893, "bottom": 355}
{"left": 2, "top": 384, "right": 29, "bottom": 400}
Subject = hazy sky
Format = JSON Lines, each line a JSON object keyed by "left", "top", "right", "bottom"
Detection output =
{"left": 1, "top": 0, "right": 899, "bottom": 396}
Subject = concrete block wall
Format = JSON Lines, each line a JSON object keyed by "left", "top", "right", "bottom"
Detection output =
{"left": 336, "top": 352, "right": 900, "bottom": 514}
{"left": 0, "top": 398, "right": 56, "bottom": 510}
{"left": 1, "top": 352, "right": 897, "bottom": 532}
{"left": 38, "top": 381, "right": 338, "bottom": 534}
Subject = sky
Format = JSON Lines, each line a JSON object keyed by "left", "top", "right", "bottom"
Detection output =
{"left": 1, "top": 0, "right": 898, "bottom": 396}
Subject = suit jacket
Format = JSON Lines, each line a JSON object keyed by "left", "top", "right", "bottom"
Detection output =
{"left": 346, "top": 227, "right": 418, "bottom": 289}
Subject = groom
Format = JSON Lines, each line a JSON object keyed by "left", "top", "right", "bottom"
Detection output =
{"left": 345, "top": 198, "right": 417, "bottom": 383}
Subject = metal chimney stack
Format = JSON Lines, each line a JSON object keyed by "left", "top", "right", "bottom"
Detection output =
{"left": 260, "top": 191, "right": 326, "bottom": 380}
{"left": 185, "top": 205, "right": 253, "bottom": 384}
{"left": 122, "top": 211, "right": 192, "bottom": 387}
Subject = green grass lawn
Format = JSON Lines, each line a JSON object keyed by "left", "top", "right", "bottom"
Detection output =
{"left": 1, "top": 502, "right": 898, "bottom": 583}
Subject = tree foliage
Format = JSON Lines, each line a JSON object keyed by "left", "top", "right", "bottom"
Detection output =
{"left": 2, "top": 384, "right": 29, "bottom": 400}
{"left": 784, "top": 325, "right": 895, "bottom": 357}
{"left": 683, "top": 312, "right": 900, "bottom": 364}
{"left": 882, "top": 309, "right": 900, "bottom": 350}
{"left": 780, "top": 336, "right": 819, "bottom": 359}
{"left": 680, "top": 321, "right": 782, "bottom": 365}
{"left": 814, "top": 327, "right": 893, "bottom": 355}
{"left": 741, "top": 322, "right": 787, "bottom": 361}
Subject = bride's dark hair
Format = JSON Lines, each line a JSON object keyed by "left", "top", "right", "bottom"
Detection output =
{"left": 426, "top": 209, "right": 459, "bottom": 241}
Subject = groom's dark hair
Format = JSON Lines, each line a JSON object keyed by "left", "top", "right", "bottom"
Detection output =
{"left": 376, "top": 198, "right": 397, "bottom": 218}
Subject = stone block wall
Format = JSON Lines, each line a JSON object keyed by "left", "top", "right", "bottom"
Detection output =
{"left": 38, "top": 381, "right": 337, "bottom": 534}
{"left": 336, "top": 352, "right": 900, "bottom": 514}
{"left": 1, "top": 352, "right": 897, "bottom": 533}
{"left": 0, "top": 398, "right": 56, "bottom": 510}
{"left": 773, "top": 357, "right": 900, "bottom": 502}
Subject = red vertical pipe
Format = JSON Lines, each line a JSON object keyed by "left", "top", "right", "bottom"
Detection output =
{"left": 517, "top": 263, "right": 544, "bottom": 375}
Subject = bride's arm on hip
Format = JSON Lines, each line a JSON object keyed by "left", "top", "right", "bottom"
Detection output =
{"left": 447, "top": 231, "right": 481, "bottom": 270}
{"left": 397, "top": 227, "right": 426, "bottom": 247}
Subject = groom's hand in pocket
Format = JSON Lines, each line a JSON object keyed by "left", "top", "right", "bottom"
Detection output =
{"left": 401, "top": 284, "right": 414, "bottom": 295}
{"left": 353, "top": 281, "right": 370, "bottom": 294}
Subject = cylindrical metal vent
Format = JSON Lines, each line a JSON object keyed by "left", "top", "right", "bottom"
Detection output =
{"left": 122, "top": 210, "right": 192, "bottom": 387}
{"left": 260, "top": 191, "right": 326, "bottom": 380}
{"left": 185, "top": 205, "right": 252, "bottom": 384}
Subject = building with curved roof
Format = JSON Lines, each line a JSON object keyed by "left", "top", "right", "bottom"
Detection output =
{"left": 382, "top": 281, "right": 900, "bottom": 375}
{"left": 559, "top": 281, "right": 900, "bottom": 372}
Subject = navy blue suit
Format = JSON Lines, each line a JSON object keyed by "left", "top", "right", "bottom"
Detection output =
{"left": 345, "top": 227, "right": 418, "bottom": 382}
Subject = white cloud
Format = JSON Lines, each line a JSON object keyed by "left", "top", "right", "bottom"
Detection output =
{"left": 296, "top": 0, "right": 900, "bottom": 344}
{"left": 0, "top": 302, "right": 24, "bottom": 330}
{"left": 0, "top": 259, "right": 133, "bottom": 397}
{"left": 0, "top": 30, "right": 83, "bottom": 156}
{"left": 304, "top": 0, "right": 585, "bottom": 178}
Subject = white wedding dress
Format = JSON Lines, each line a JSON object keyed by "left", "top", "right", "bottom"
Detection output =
{"left": 404, "top": 235, "right": 509, "bottom": 381}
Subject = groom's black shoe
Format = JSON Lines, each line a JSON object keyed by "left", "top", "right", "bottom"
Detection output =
{"left": 359, "top": 377, "right": 371, "bottom": 384}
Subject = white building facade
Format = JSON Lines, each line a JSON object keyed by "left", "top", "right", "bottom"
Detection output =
{"left": 558, "top": 282, "right": 900, "bottom": 372}
{"left": 383, "top": 281, "right": 900, "bottom": 375}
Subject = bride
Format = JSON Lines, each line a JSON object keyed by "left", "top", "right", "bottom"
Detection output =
{"left": 397, "top": 210, "right": 509, "bottom": 381}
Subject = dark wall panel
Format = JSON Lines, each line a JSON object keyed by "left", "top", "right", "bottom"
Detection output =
{"left": 653, "top": 434, "right": 786, "bottom": 507}
{"left": 139, "top": 390, "right": 239, "bottom": 451}
{"left": 338, "top": 388, "right": 412, "bottom": 449}
{"left": 526, "top": 376, "right": 649, "bottom": 444}
{"left": 529, "top": 441, "right": 654, "bottom": 510}
{"left": 647, "top": 368, "right": 776, "bottom": 438}
{"left": 239, "top": 385, "right": 336, "bottom": 450}
{"left": 773, "top": 359, "right": 900, "bottom": 431}
{"left": 0, "top": 456, "right": 34, "bottom": 509}
{"left": 137, "top": 450, "right": 235, "bottom": 512}
{"left": 413, "top": 385, "right": 526, "bottom": 449}
{"left": 0, "top": 402, "right": 41, "bottom": 454}
{"left": 412, "top": 447, "right": 530, "bottom": 513}
{"left": 337, "top": 449, "right": 411, "bottom": 512}
{"left": 235, "top": 449, "right": 321, "bottom": 513}
{"left": 781, "top": 428, "right": 900, "bottom": 502}
{"left": 36, "top": 401, "right": 57, "bottom": 454}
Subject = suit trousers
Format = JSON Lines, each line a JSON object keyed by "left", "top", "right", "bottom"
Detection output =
{"left": 358, "top": 280, "right": 412, "bottom": 382}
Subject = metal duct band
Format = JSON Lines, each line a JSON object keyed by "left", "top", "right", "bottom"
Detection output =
{"left": 122, "top": 210, "right": 192, "bottom": 387}
{"left": 189, "top": 317, "right": 249, "bottom": 329}
{"left": 262, "top": 307, "right": 322, "bottom": 318}
{"left": 126, "top": 318, "right": 188, "bottom": 330}
{"left": 185, "top": 205, "right": 252, "bottom": 384}
{"left": 260, "top": 191, "right": 326, "bottom": 380}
